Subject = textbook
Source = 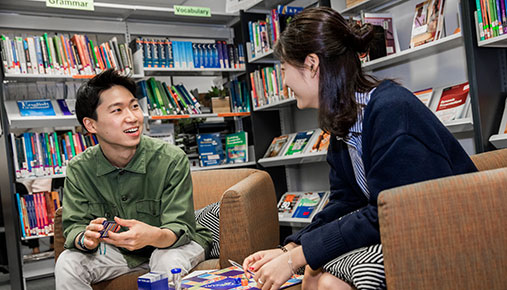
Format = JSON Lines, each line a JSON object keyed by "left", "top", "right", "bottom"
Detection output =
{"left": 278, "top": 191, "right": 330, "bottom": 225}
{"left": 17, "top": 99, "right": 56, "bottom": 116}
{"left": 197, "top": 133, "right": 225, "bottom": 167}
{"left": 413, "top": 88, "right": 433, "bottom": 107}
{"left": 169, "top": 266, "right": 302, "bottom": 290}
{"left": 284, "top": 130, "right": 314, "bottom": 156}
{"left": 434, "top": 82, "right": 470, "bottom": 122}
{"left": 263, "top": 134, "right": 291, "bottom": 158}
{"left": 225, "top": 131, "right": 248, "bottom": 164}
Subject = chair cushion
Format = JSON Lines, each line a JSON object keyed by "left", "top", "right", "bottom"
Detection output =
{"left": 195, "top": 202, "right": 220, "bottom": 259}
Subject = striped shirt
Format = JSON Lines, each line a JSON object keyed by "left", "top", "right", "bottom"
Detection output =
{"left": 338, "top": 89, "right": 375, "bottom": 199}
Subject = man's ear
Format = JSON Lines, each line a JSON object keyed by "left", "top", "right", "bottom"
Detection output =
{"left": 305, "top": 53, "right": 320, "bottom": 78}
{"left": 83, "top": 117, "right": 97, "bottom": 134}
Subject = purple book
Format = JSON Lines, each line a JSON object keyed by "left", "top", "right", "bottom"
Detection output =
{"left": 57, "top": 99, "right": 75, "bottom": 115}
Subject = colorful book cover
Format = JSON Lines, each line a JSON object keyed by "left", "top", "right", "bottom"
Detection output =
{"left": 17, "top": 99, "right": 56, "bottom": 116}
{"left": 263, "top": 135, "right": 290, "bottom": 158}
{"left": 435, "top": 82, "right": 470, "bottom": 122}
{"left": 278, "top": 191, "right": 330, "bottom": 224}
{"left": 197, "top": 133, "right": 225, "bottom": 167}
{"left": 284, "top": 130, "right": 314, "bottom": 156}
{"left": 309, "top": 130, "right": 330, "bottom": 153}
{"left": 169, "top": 266, "right": 302, "bottom": 290}
{"left": 225, "top": 131, "right": 248, "bottom": 164}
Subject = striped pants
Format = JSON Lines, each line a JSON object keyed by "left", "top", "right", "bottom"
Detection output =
{"left": 322, "top": 244, "right": 386, "bottom": 290}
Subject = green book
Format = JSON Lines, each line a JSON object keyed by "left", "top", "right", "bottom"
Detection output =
{"left": 53, "top": 132, "right": 62, "bottom": 168}
{"left": 285, "top": 130, "right": 314, "bottom": 156}
{"left": 67, "top": 132, "right": 76, "bottom": 158}
{"left": 225, "top": 131, "right": 248, "bottom": 163}
{"left": 148, "top": 78, "right": 168, "bottom": 115}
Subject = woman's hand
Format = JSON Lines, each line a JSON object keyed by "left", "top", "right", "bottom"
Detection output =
{"left": 253, "top": 253, "right": 294, "bottom": 290}
{"left": 242, "top": 248, "right": 285, "bottom": 278}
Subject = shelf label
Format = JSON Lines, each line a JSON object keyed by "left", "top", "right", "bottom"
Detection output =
{"left": 46, "top": 0, "right": 94, "bottom": 11}
{"left": 174, "top": 5, "right": 211, "bottom": 17}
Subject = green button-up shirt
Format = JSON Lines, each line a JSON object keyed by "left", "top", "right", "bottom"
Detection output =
{"left": 63, "top": 135, "right": 212, "bottom": 268}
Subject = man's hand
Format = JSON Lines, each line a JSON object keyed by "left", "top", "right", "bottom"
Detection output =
{"left": 102, "top": 217, "right": 177, "bottom": 250}
{"left": 76, "top": 217, "right": 107, "bottom": 250}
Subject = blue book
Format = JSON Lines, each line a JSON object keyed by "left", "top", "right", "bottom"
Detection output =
{"left": 16, "top": 193, "right": 26, "bottom": 238}
{"left": 17, "top": 99, "right": 56, "bottom": 116}
{"left": 165, "top": 39, "right": 174, "bottom": 68}
{"left": 57, "top": 99, "right": 74, "bottom": 115}
{"left": 193, "top": 43, "right": 200, "bottom": 69}
{"left": 186, "top": 41, "right": 194, "bottom": 68}
{"left": 197, "top": 133, "right": 225, "bottom": 167}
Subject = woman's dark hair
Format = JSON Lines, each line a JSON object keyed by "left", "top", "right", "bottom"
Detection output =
{"left": 274, "top": 7, "right": 381, "bottom": 137}
{"left": 75, "top": 69, "right": 137, "bottom": 127}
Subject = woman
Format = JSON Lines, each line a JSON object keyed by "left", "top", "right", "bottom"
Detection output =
{"left": 242, "top": 7, "right": 477, "bottom": 290}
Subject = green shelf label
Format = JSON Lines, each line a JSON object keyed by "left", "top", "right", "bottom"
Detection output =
{"left": 46, "top": 0, "right": 94, "bottom": 11}
{"left": 174, "top": 5, "right": 211, "bottom": 17}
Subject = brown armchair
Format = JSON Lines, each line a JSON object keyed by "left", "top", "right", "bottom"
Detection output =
{"left": 54, "top": 168, "right": 279, "bottom": 290}
{"left": 378, "top": 148, "right": 507, "bottom": 289}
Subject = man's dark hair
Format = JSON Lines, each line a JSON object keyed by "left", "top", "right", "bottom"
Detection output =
{"left": 75, "top": 69, "right": 137, "bottom": 127}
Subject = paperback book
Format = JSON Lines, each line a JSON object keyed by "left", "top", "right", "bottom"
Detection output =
{"left": 197, "top": 133, "right": 225, "bottom": 167}
{"left": 413, "top": 88, "right": 433, "bottom": 107}
{"left": 284, "top": 130, "right": 314, "bottom": 156}
{"left": 263, "top": 134, "right": 291, "bottom": 158}
{"left": 409, "top": 0, "right": 446, "bottom": 48}
{"left": 278, "top": 191, "right": 330, "bottom": 224}
{"left": 225, "top": 131, "right": 248, "bottom": 164}
{"left": 56, "top": 99, "right": 76, "bottom": 115}
{"left": 17, "top": 99, "right": 55, "bottom": 116}
{"left": 309, "top": 129, "right": 330, "bottom": 153}
{"left": 434, "top": 82, "right": 470, "bottom": 122}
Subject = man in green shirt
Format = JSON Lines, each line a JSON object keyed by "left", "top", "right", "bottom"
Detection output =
{"left": 55, "top": 69, "right": 212, "bottom": 289}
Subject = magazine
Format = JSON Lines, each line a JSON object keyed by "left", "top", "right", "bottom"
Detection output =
{"left": 263, "top": 134, "right": 291, "bottom": 158}
{"left": 284, "top": 130, "right": 314, "bottom": 156}
{"left": 197, "top": 133, "right": 225, "bottom": 167}
{"left": 410, "top": 0, "right": 445, "bottom": 48}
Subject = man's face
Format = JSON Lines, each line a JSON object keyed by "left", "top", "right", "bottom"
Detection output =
{"left": 85, "top": 85, "right": 144, "bottom": 151}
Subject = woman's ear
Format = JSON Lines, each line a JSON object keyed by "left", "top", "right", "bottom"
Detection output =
{"left": 83, "top": 117, "right": 97, "bottom": 134}
{"left": 305, "top": 53, "right": 320, "bottom": 78}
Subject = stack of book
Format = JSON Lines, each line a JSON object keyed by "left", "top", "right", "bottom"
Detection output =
{"left": 0, "top": 34, "right": 133, "bottom": 76}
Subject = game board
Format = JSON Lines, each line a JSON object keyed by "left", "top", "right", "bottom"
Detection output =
{"left": 169, "top": 266, "right": 303, "bottom": 290}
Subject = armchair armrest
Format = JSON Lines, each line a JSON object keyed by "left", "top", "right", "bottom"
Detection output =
{"left": 218, "top": 170, "right": 279, "bottom": 268}
{"left": 54, "top": 207, "right": 64, "bottom": 261}
{"left": 378, "top": 168, "right": 507, "bottom": 290}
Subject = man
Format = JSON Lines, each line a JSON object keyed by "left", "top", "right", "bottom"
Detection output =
{"left": 55, "top": 69, "right": 212, "bottom": 289}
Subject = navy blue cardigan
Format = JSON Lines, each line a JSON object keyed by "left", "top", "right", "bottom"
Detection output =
{"left": 285, "top": 80, "right": 477, "bottom": 269}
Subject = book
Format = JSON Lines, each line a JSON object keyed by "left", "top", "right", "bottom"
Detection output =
{"left": 225, "top": 131, "right": 248, "bottom": 164}
{"left": 17, "top": 99, "right": 56, "bottom": 116}
{"left": 409, "top": 0, "right": 445, "bottom": 48}
{"left": 56, "top": 99, "right": 75, "bottom": 115}
{"left": 434, "top": 82, "right": 470, "bottom": 122}
{"left": 413, "top": 88, "right": 434, "bottom": 107}
{"left": 263, "top": 134, "right": 291, "bottom": 158}
{"left": 278, "top": 191, "right": 330, "bottom": 224}
{"left": 171, "top": 266, "right": 302, "bottom": 290}
{"left": 284, "top": 130, "right": 314, "bottom": 156}
{"left": 309, "top": 129, "right": 330, "bottom": 153}
{"left": 363, "top": 13, "right": 400, "bottom": 55}
{"left": 496, "top": 98, "right": 507, "bottom": 134}
{"left": 197, "top": 133, "right": 225, "bottom": 167}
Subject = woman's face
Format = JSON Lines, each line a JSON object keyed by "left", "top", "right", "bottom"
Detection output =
{"left": 281, "top": 61, "right": 320, "bottom": 109}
